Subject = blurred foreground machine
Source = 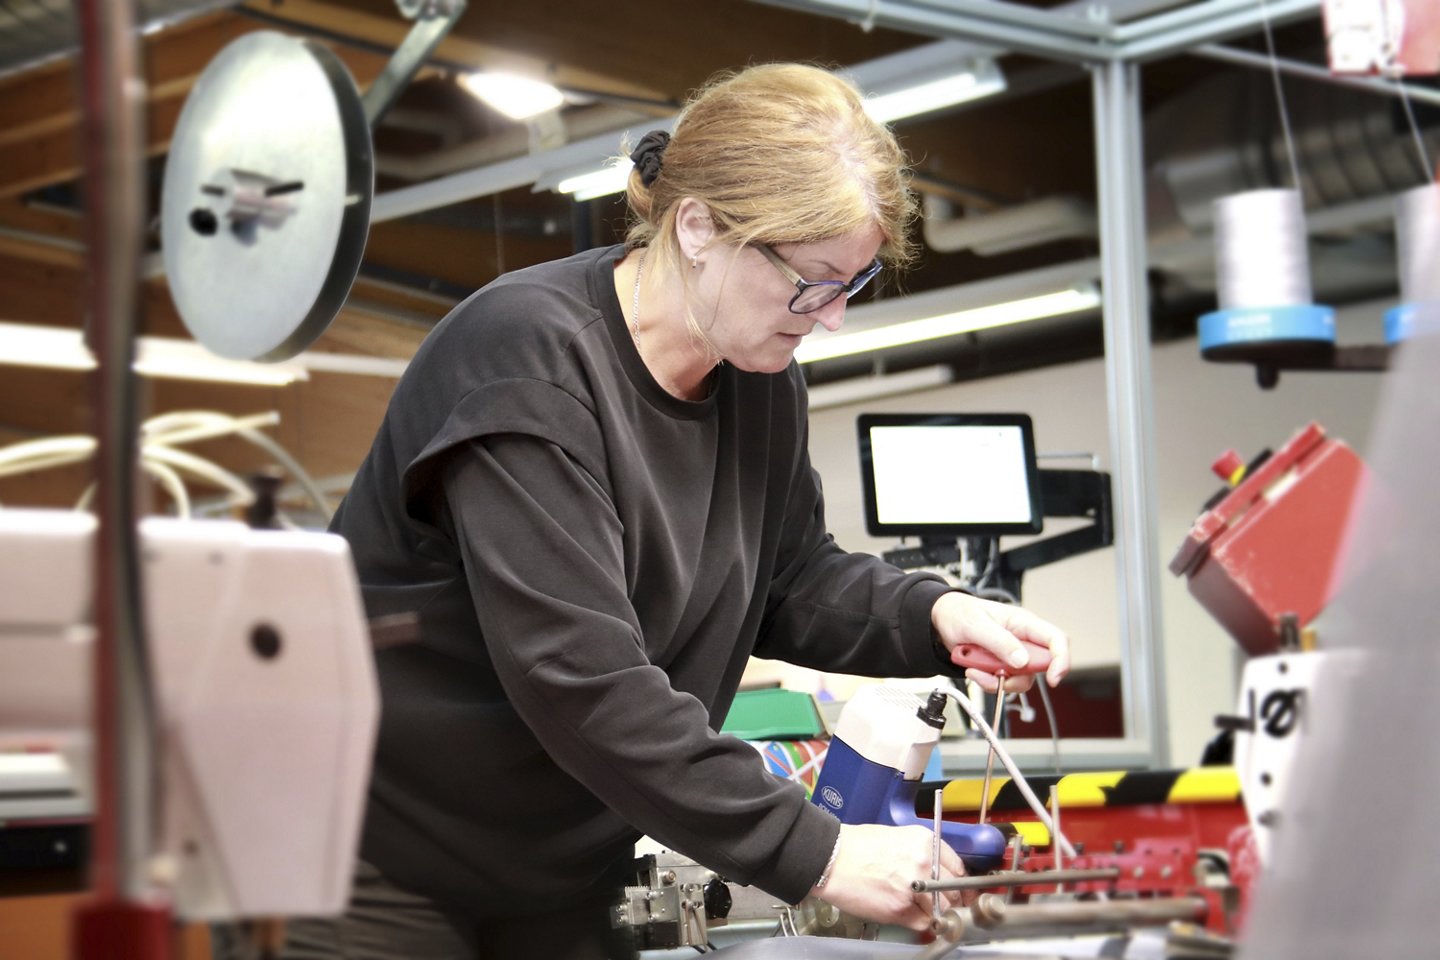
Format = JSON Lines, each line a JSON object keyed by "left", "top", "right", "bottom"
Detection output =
{"left": 0, "top": 509, "right": 379, "bottom": 919}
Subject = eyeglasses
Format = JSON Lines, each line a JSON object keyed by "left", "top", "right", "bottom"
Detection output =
{"left": 755, "top": 244, "right": 884, "bottom": 315}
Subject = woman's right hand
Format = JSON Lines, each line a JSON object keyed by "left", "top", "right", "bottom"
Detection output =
{"left": 808, "top": 823, "right": 967, "bottom": 931}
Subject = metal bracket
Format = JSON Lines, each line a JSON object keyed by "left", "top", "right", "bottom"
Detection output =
{"left": 362, "top": 0, "right": 469, "bottom": 127}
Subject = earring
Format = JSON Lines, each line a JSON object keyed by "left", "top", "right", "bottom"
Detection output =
{"left": 691, "top": 256, "right": 698, "bottom": 269}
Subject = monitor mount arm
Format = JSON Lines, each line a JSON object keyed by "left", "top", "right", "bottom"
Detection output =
{"left": 883, "top": 468, "right": 1113, "bottom": 603}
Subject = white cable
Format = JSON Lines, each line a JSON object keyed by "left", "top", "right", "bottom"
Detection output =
{"left": 143, "top": 458, "right": 191, "bottom": 519}
{"left": 943, "top": 687, "right": 1077, "bottom": 859}
{"left": 0, "top": 436, "right": 96, "bottom": 478}
{"left": 140, "top": 444, "right": 254, "bottom": 503}
{"left": 142, "top": 411, "right": 280, "bottom": 448}
{"left": 143, "top": 411, "right": 332, "bottom": 522}
{"left": 1258, "top": 0, "right": 1304, "bottom": 190}
{"left": 0, "top": 410, "right": 329, "bottom": 523}
{"left": 76, "top": 457, "right": 191, "bottom": 518}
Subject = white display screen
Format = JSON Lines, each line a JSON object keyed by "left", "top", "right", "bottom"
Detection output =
{"left": 866, "top": 422, "right": 1037, "bottom": 529}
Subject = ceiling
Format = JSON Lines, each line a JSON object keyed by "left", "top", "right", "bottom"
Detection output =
{"left": 0, "top": 0, "right": 1434, "bottom": 514}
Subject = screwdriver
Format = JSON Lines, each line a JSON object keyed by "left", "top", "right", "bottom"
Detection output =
{"left": 955, "top": 640, "right": 1051, "bottom": 824}
{"left": 952, "top": 639, "right": 1052, "bottom": 678}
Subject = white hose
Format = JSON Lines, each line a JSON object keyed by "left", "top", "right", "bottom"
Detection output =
{"left": 76, "top": 457, "right": 192, "bottom": 518}
{"left": 0, "top": 436, "right": 96, "bottom": 478}
{"left": 140, "top": 444, "right": 254, "bottom": 503}
{"left": 0, "top": 410, "right": 329, "bottom": 523}
{"left": 944, "top": 688, "right": 1078, "bottom": 859}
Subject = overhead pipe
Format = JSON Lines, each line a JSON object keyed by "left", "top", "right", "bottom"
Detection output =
{"left": 922, "top": 194, "right": 1097, "bottom": 256}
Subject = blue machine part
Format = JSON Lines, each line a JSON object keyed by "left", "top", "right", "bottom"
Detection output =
{"left": 1198, "top": 304, "right": 1336, "bottom": 352}
{"left": 812, "top": 736, "right": 1007, "bottom": 872}
{"left": 1384, "top": 303, "right": 1440, "bottom": 344}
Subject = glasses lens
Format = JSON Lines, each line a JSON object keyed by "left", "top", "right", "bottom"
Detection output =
{"left": 790, "top": 283, "right": 844, "bottom": 314}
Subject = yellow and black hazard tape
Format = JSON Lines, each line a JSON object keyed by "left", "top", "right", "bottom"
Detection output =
{"left": 921, "top": 767, "right": 1241, "bottom": 816}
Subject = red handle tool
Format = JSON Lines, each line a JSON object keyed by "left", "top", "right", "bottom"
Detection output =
{"left": 952, "top": 639, "right": 1052, "bottom": 676}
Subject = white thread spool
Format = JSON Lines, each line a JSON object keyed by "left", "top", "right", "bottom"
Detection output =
{"left": 1213, "top": 189, "right": 1313, "bottom": 311}
{"left": 1396, "top": 183, "right": 1440, "bottom": 305}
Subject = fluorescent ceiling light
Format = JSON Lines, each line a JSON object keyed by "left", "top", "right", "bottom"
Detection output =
{"left": 863, "top": 61, "right": 1006, "bottom": 124}
{"left": 555, "top": 162, "right": 633, "bottom": 202}
{"left": 460, "top": 71, "right": 564, "bottom": 121}
{"left": 0, "top": 322, "right": 307, "bottom": 386}
{"left": 794, "top": 284, "right": 1102, "bottom": 365}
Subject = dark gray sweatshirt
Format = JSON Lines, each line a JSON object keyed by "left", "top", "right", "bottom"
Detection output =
{"left": 331, "top": 244, "right": 954, "bottom": 918}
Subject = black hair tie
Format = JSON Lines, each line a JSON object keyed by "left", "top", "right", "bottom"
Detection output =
{"left": 629, "top": 130, "right": 671, "bottom": 187}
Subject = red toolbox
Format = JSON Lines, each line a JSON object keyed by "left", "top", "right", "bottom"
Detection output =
{"left": 1169, "top": 423, "right": 1369, "bottom": 655}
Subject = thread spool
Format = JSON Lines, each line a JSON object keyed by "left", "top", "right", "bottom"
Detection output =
{"left": 1214, "top": 189, "right": 1313, "bottom": 311}
{"left": 1386, "top": 183, "right": 1440, "bottom": 344}
{"left": 1200, "top": 188, "right": 1335, "bottom": 372}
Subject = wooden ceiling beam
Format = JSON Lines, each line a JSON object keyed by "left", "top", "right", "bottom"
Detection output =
{"left": 240, "top": 0, "right": 672, "bottom": 104}
{"left": 0, "top": 12, "right": 264, "bottom": 150}
{"left": 0, "top": 14, "right": 394, "bottom": 201}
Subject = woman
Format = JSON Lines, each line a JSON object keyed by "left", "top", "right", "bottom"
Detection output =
{"left": 267, "top": 62, "right": 1070, "bottom": 959}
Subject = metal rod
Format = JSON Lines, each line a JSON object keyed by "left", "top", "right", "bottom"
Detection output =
{"left": 902, "top": 0, "right": 1113, "bottom": 39}
{"left": 913, "top": 867, "right": 1122, "bottom": 893}
{"left": 1050, "top": 784, "right": 1064, "bottom": 889}
{"left": 1092, "top": 59, "right": 1170, "bottom": 768}
{"left": 747, "top": 0, "right": 1112, "bottom": 63}
{"left": 1194, "top": 42, "right": 1440, "bottom": 110}
{"left": 971, "top": 895, "right": 1208, "bottom": 930}
{"left": 361, "top": 1, "right": 467, "bottom": 127}
{"left": 946, "top": 689, "right": 1079, "bottom": 858}
{"left": 1112, "top": 0, "right": 1293, "bottom": 41}
{"left": 1003, "top": 833, "right": 1022, "bottom": 904}
{"left": 1118, "top": 0, "right": 1321, "bottom": 62}
{"left": 75, "top": 0, "right": 159, "bottom": 905}
{"left": 931, "top": 787, "right": 943, "bottom": 921}
{"left": 976, "top": 687, "right": 1006, "bottom": 824}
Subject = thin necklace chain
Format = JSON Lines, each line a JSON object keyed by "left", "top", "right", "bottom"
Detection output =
{"left": 631, "top": 248, "right": 646, "bottom": 353}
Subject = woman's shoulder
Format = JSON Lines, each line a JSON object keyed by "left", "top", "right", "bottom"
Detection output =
{"left": 419, "top": 246, "right": 622, "bottom": 373}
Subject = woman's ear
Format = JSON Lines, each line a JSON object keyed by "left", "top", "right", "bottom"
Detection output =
{"left": 673, "top": 197, "right": 716, "bottom": 265}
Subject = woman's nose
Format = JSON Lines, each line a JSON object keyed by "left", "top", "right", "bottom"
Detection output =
{"left": 813, "top": 297, "right": 846, "bottom": 333}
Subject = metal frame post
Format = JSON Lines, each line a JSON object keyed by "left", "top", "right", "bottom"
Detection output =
{"left": 1092, "top": 58, "right": 1169, "bottom": 766}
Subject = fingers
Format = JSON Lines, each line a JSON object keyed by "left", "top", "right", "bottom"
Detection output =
{"left": 964, "top": 668, "right": 1036, "bottom": 695}
{"left": 998, "top": 605, "right": 1071, "bottom": 687}
{"left": 818, "top": 824, "right": 980, "bottom": 931}
{"left": 938, "top": 594, "right": 1071, "bottom": 687}
{"left": 896, "top": 900, "right": 936, "bottom": 932}
{"left": 952, "top": 609, "right": 1033, "bottom": 673}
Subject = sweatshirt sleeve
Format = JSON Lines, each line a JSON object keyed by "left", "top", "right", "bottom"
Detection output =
{"left": 438, "top": 430, "right": 840, "bottom": 903}
{"left": 755, "top": 436, "right": 959, "bottom": 677}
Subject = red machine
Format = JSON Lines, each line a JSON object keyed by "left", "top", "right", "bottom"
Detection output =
{"left": 928, "top": 768, "right": 1252, "bottom": 936}
{"left": 1168, "top": 423, "right": 1369, "bottom": 655}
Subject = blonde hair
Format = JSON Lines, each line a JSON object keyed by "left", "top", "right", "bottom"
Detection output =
{"left": 624, "top": 63, "right": 917, "bottom": 282}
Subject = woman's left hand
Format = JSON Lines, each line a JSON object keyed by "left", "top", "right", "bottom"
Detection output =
{"left": 930, "top": 592, "right": 1070, "bottom": 693}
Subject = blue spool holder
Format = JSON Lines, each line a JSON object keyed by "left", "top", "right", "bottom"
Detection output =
{"left": 1198, "top": 304, "right": 1336, "bottom": 359}
{"left": 1384, "top": 303, "right": 1440, "bottom": 345}
{"left": 1386, "top": 304, "right": 1414, "bottom": 345}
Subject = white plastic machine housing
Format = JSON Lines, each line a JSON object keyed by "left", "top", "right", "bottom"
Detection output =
{"left": 830, "top": 685, "right": 940, "bottom": 781}
{"left": 0, "top": 508, "right": 379, "bottom": 920}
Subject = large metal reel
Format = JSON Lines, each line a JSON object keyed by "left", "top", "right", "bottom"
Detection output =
{"left": 161, "top": 31, "right": 373, "bottom": 362}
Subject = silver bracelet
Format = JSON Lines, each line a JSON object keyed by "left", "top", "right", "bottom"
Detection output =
{"left": 813, "top": 831, "right": 842, "bottom": 890}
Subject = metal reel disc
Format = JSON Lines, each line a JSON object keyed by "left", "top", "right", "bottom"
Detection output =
{"left": 161, "top": 31, "right": 373, "bottom": 362}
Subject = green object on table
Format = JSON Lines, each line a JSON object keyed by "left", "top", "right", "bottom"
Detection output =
{"left": 720, "top": 688, "right": 826, "bottom": 740}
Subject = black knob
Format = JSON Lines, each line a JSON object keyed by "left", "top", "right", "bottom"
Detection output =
{"left": 917, "top": 691, "right": 947, "bottom": 730}
{"left": 702, "top": 878, "right": 732, "bottom": 920}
